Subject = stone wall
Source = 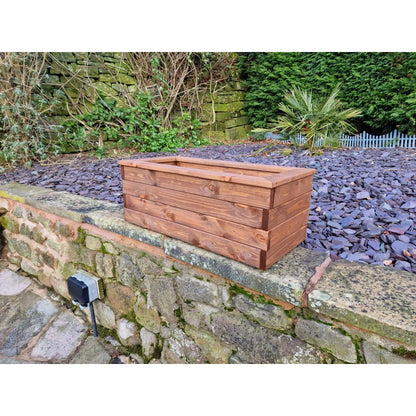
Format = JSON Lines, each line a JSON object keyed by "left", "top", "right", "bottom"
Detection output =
{"left": 44, "top": 52, "right": 251, "bottom": 144}
{"left": 0, "top": 182, "right": 415, "bottom": 364}
{"left": 198, "top": 79, "right": 251, "bottom": 142}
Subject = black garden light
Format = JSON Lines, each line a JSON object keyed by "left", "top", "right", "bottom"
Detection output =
{"left": 67, "top": 271, "right": 104, "bottom": 337}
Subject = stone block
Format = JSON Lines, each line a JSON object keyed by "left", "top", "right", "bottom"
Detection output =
{"left": 12, "top": 204, "right": 26, "bottom": 218}
{"left": 99, "top": 74, "right": 115, "bottom": 82}
{"left": 70, "top": 336, "right": 111, "bottom": 364}
{"left": 52, "top": 52, "right": 76, "bottom": 62}
{"left": 116, "top": 252, "right": 144, "bottom": 287}
{"left": 210, "top": 310, "right": 324, "bottom": 364}
{"left": 96, "top": 252, "right": 114, "bottom": 278}
{"left": 103, "top": 242, "right": 117, "bottom": 255}
{"left": 30, "top": 311, "right": 87, "bottom": 361}
{"left": 14, "top": 240, "right": 31, "bottom": 259}
{"left": 94, "top": 300, "right": 116, "bottom": 330}
{"left": 55, "top": 221, "right": 75, "bottom": 238}
{"left": 234, "top": 294, "right": 292, "bottom": 331}
{"left": 182, "top": 302, "right": 219, "bottom": 329}
{"left": 116, "top": 318, "right": 141, "bottom": 347}
{"left": 295, "top": 318, "right": 357, "bottom": 363}
{"left": 106, "top": 283, "right": 135, "bottom": 315}
{"left": 147, "top": 276, "right": 178, "bottom": 322}
{"left": 225, "top": 125, "right": 249, "bottom": 141}
{"left": 214, "top": 91, "right": 245, "bottom": 104}
{"left": 84, "top": 207, "right": 164, "bottom": 249}
{"left": 27, "top": 210, "right": 54, "bottom": 232}
{"left": 136, "top": 256, "right": 163, "bottom": 276}
{"left": 20, "top": 259, "right": 40, "bottom": 277}
{"left": 94, "top": 81, "right": 119, "bottom": 99}
{"left": 0, "top": 269, "right": 32, "bottom": 296}
{"left": 32, "top": 248, "right": 58, "bottom": 270}
{"left": 115, "top": 73, "right": 136, "bottom": 85}
{"left": 161, "top": 328, "right": 207, "bottom": 364}
{"left": 19, "top": 223, "right": 32, "bottom": 238}
{"left": 185, "top": 326, "right": 232, "bottom": 364}
{"left": 140, "top": 327, "right": 157, "bottom": 360}
{"left": 214, "top": 102, "right": 244, "bottom": 113}
{"left": 50, "top": 273, "right": 70, "bottom": 300}
{"left": 134, "top": 294, "right": 161, "bottom": 334}
{"left": 175, "top": 274, "right": 220, "bottom": 306}
{"left": 224, "top": 116, "right": 249, "bottom": 129}
{"left": 85, "top": 235, "right": 102, "bottom": 251}
{"left": 309, "top": 260, "right": 416, "bottom": 346}
{"left": 0, "top": 291, "right": 58, "bottom": 356}
{"left": 362, "top": 341, "right": 416, "bottom": 364}
{"left": 1, "top": 216, "right": 19, "bottom": 233}
{"left": 0, "top": 183, "right": 51, "bottom": 204}
{"left": 164, "top": 239, "right": 328, "bottom": 306}
{"left": 0, "top": 197, "right": 10, "bottom": 212}
{"left": 26, "top": 190, "right": 119, "bottom": 223}
{"left": 32, "top": 226, "right": 46, "bottom": 244}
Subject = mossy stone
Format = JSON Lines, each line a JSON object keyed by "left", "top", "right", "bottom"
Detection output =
{"left": 1, "top": 216, "right": 19, "bottom": 233}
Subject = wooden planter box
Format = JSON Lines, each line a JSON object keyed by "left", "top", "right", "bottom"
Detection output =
{"left": 118, "top": 156, "right": 315, "bottom": 270}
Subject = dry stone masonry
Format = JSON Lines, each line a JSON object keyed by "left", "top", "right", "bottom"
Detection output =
{"left": 0, "top": 182, "right": 415, "bottom": 364}
{"left": 44, "top": 52, "right": 251, "bottom": 145}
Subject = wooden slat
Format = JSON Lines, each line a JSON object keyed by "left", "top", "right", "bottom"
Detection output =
{"left": 267, "top": 191, "right": 312, "bottom": 229}
{"left": 176, "top": 156, "right": 293, "bottom": 173}
{"left": 120, "top": 159, "right": 275, "bottom": 188}
{"left": 176, "top": 161, "right": 281, "bottom": 177}
{"left": 124, "top": 208, "right": 262, "bottom": 268}
{"left": 272, "top": 176, "right": 314, "bottom": 207}
{"left": 125, "top": 195, "right": 269, "bottom": 250}
{"left": 123, "top": 166, "right": 273, "bottom": 209}
{"left": 122, "top": 180, "right": 266, "bottom": 228}
{"left": 119, "top": 156, "right": 315, "bottom": 189}
{"left": 263, "top": 226, "right": 308, "bottom": 269}
{"left": 269, "top": 208, "right": 310, "bottom": 247}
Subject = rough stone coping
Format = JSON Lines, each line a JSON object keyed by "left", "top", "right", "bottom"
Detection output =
{"left": 0, "top": 182, "right": 329, "bottom": 305}
{"left": 309, "top": 260, "right": 416, "bottom": 346}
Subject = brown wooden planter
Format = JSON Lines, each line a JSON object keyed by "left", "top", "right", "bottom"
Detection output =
{"left": 118, "top": 156, "right": 315, "bottom": 270}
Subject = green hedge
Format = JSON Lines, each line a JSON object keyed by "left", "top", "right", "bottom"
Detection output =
{"left": 239, "top": 52, "right": 416, "bottom": 134}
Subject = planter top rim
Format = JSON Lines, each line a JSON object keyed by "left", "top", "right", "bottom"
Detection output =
{"left": 118, "top": 156, "right": 316, "bottom": 188}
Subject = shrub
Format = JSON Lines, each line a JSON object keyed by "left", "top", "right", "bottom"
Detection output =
{"left": 60, "top": 92, "right": 207, "bottom": 153}
{"left": 0, "top": 53, "right": 61, "bottom": 168}
{"left": 239, "top": 52, "right": 416, "bottom": 134}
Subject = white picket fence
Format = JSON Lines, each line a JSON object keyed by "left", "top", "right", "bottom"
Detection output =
{"left": 287, "top": 130, "right": 416, "bottom": 149}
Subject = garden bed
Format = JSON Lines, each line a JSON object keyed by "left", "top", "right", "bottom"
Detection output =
{"left": 1, "top": 142, "right": 415, "bottom": 273}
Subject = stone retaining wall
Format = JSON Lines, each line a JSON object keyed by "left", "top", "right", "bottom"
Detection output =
{"left": 0, "top": 182, "right": 415, "bottom": 364}
{"left": 44, "top": 52, "right": 251, "bottom": 144}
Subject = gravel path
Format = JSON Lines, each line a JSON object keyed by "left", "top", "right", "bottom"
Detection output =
{"left": 1, "top": 142, "right": 415, "bottom": 273}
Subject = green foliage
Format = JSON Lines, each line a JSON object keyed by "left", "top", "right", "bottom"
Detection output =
{"left": 275, "top": 84, "right": 361, "bottom": 150}
{"left": 59, "top": 92, "right": 207, "bottom": 153}
{"left": 0, "top": 53, "right": 62, "bottom": 168}
{"left": 239, "top": 52, "right": 416, "bottom": 134}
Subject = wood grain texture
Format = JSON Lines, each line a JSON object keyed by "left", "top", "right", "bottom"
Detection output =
{"left": 122, "top": 180, "right": 266, "bottom": 228}
{"left": 263, "top": 226, "right": 308, "bottom": 269}
{"left": 124, "top": 208, "right": 262, "bottom": 268}
{"left": 123, "top": 166, "right": 273, "bottom": 208}
{"left": 272, "top": 175, "right": 314, "bottom": 207}
{"left": 269, "top": 208, "right": 310, "bottom": 247}
{"left": 267, "top": 191, "right": 312, "bottom": 229}
{"left": 119, "top": 156, "right": 315, "bottom": 269}
{"left": 125, "top": 195, "right": 269, "bottom": 250}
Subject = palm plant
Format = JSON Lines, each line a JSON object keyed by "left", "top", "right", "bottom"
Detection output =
{"left": 276, "top": 84, "right": 361, "bottom": 151}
